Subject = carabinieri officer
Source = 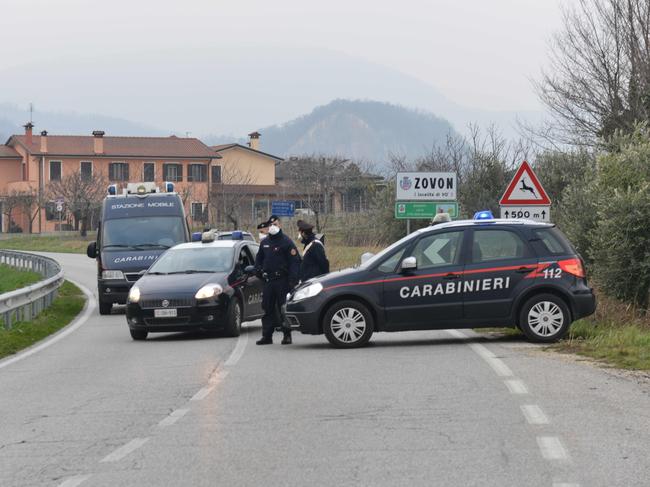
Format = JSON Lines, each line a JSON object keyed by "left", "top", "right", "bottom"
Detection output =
{"left": 254, "top": 215, "right": 301, "bottom": 345}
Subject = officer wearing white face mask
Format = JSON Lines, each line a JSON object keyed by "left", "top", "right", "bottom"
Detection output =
{"left": 254, "top": 215, "right": 301, "bottom": 345}
{"left": 257, "top": 220, "right": 269, "bottom": 242}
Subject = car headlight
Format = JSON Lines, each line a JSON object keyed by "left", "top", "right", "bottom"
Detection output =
{"left": 128, "top": 286, "right": 141, "bottom": 303}
{"left": 292, "top": 282, "right": 323, "bottom": 302}
{"left": 102, "top": 270, "right": 124, "bottom": 280}
{"left": 195, "top": 284, "right": 223, "bottom": 300}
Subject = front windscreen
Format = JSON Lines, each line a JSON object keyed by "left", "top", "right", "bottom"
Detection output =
{"left": 148, "top": 247, "right": 234, "bottom": 274}
{"left": 102, "top": 216, "right": 186, "bottom": 250}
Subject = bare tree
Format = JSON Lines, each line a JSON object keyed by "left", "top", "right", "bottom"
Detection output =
{"left": 48, "top": 172, "right": 107, "bottom": 236}
{"left": 15, "top": 188, "right": 44, "bottom": 234}
{"left": 1, "top": 191, "right": 25, "bottom": 233}
{"left": 210, "top": 164, "right": 259, "bottom": 230}
{"left": 536, "top": 0, "right": 650, "bottom": 143}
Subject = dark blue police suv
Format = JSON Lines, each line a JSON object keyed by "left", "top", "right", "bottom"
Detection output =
{"left": 284, "top": 218, "right": 596, "bottom": 348}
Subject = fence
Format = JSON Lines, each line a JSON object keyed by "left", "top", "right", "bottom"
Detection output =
{"left": 0, "top": 251, "right": 64, "bottom": 329}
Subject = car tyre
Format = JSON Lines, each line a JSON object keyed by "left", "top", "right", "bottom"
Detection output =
{"left": 223, "top": 299, "right": 242, "bottom": 337}
{"left": 130, "top": 329, "right": 148, "bottom": 340}
{"left": 99, "top": 301, "right": 112, "bottom": 315}
{"left": 323, "top": 300, "right": 374, "bottom": 348}
{"left": 519, "top": 293, "right": 571, "bottom": 343}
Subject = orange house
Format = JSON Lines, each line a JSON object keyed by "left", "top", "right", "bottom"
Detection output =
{"left": 0, "top": 124, "right": 228, "bottom": 233}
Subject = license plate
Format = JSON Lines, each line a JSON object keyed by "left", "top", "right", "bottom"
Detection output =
{"left": 154, "top": 308, "right": 177, "bottom": 318}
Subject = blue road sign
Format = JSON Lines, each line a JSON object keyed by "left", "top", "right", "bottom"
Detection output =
{"left": 271, "top": 200, "right": 295, "bottom": 217}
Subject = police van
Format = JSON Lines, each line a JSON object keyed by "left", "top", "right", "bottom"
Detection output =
{"left": 87, "top": 182, "right": 190, "bottom": 315}
{"left": 284, "top": 215, "right": 596, "bottom": 348}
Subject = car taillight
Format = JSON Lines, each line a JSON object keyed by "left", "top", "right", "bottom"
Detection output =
{"left": 558, "top": 258, "right": 585, "bottom": 278}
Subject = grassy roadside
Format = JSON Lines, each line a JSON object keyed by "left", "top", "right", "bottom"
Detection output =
{"left": 551, "top": 308, "right": 650, "bottom": 371}
{"left": 0, "top": 281, "right": 85, "bottom": 360}
{"left": 0, "top": 264, "right": 42, "bottom": 293}
{"left": 0, "top": 235, "right": 94, "bottom": 254}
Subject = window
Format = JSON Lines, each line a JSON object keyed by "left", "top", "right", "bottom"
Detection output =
{"left": 191, "top": 202, "right": 206, "bottom": 222}
{"left": 472, "top": 229, "right": 526, "bottom": 263}
{"left": 188, "top": 164, "right": 207, "bottom": 182}
{"left": 81, "top": 161, "right": 93, "bottom": 181}
{"left": 163, "top": 163, "right": 183, "bottom": 182}
{"left": 109, "top": 162, "right": 129, "bottom": 181}
{"left": 377, "top": 247, "right": 408, "bottom": 274}
{"left": 49, "top": 161, "right": 62, "bottom": 181}
{"left": 211, "top": 165, "right": 222, "bottom": 184}
{"left": 533, "top": 228, "right": 571, "bottom": 255}
{"left": 238, "top": 247, "right": 254, "bottom": 268}
{"left": 411, "top": 231, "right": 463, "bottom": 269}
{"left": 143, "top": 163, "right": 155, "bottom": 182}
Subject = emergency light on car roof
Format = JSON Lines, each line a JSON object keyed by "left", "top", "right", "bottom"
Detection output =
{"left": 473, "top": 210, "right": 494, "bottom": 220}
{"left": 191, "top": 232, "right": 203, "bottom": 242}
{"left": 231, "top": 231, "right": 243, "bottom": 240}
{"left": 165, "top": 182, "right": 175, "bottom": 193}
{"left": 107, "top": 184, "right": 117, "bottom": 196}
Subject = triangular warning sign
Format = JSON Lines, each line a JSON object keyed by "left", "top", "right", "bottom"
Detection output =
{"left": 500, "top": 161, "right": 551, "bottom": 205}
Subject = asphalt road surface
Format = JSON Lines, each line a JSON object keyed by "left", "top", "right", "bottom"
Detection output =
{"left": 1, "top": 252, "right": 649, "bottom": 487}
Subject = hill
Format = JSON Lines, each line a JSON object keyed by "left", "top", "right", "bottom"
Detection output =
{"left": 205, "top": 100, "right": 459, "bottom": 167}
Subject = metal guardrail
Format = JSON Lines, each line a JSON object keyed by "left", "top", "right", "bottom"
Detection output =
{"left": 0, "top": 251, "right": 64, "bottom": 329}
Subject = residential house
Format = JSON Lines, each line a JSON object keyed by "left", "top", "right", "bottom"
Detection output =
{"left": 0, "top": 124, "right": 221, "bottom": 233}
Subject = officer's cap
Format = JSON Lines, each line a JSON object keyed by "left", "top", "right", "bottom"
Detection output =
{"left": 297, "top": 220, "right": 314, "bottom": 232}
{"left": 257, "top": 221, "right": 269, "bottom": 230}
{"left": 267, "top": 215, "right": 280, "bottom": 225}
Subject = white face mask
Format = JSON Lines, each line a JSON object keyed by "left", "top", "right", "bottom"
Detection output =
{"left": 258, "top": 233, "right": 267, "bottom": 241}
{"left": 268, "top": 225, "right": 280, "bottom": 235}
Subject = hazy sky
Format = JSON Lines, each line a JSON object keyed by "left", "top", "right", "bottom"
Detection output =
{"left": 1, "top": 0, "right": 566, "bottom": 113}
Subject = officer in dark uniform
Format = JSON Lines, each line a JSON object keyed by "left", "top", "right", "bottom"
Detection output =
{"left": 257, "top": 220, "right": 269, "bottom": 242}
{"left": 254, "top": 215, "right": 301, "bottom": 345}
{"left": 297, "top": 220, "right": 329, "bottom": 282}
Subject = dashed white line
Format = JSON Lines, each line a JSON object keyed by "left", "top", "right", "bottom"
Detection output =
{"left": 504, "top": 379, "right": 529, "bottom": 395}
{"left": 100, "top": 437, "right": 149, "bottom": 463}
{"left": 521, "top": 405, "right": 550, "bottom": 425}
{"left": 224, "top": 327, "right": 249, "bottom": 366}
{"left": 552, "top": 483, "right": 580, "bottom": 487}
{"left": 58, "top": 474, "right": 92, "bottom": 487}
{"left": 537, "top": 436, "right": 569, "bottom": 460}
{"left": 484, "top": 356, "right": 514, "bottom": 377}
{"left": 158, "top": 408, "right": 189, "bottom": 427}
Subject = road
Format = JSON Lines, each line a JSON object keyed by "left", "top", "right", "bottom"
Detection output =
{"left": 1, "top": 252, "right": 649, "bottom": 487}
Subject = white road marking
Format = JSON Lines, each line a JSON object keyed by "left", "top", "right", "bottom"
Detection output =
{"left": 58, "top": 474, "right": 92, "bottom": 487}
{"left": 552, "top": 483, "right": 580, "bottom": 487}
{"left": 100, "top": 437, "right": 149, "bottom": 463}
{"left": 448, "top": 331, "right": 514, "bottom": 376}
{"left": 537, "top": 436, "right": 569, "bottom": 460}
{"left": 190, "top": 385, "right": 215, "bottom": 401}
{"left": 484, "top": 356, "right": 514, "bottom": 377}
{"left": 504, "top": 379, "right": 529, "bottom": 395}
{"left": 224, "top": 325, "right": 249, "bottom": 366}
{"left": 521, "top": 405, "right": 550, "bottom": 425}
{"left": 158, "top": 408, "right": 189, "bottom": 427}
{"left": 0, "top": 278, "right": 95, "bottom": 371}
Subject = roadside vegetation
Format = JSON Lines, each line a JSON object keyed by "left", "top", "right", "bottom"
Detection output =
{"left": 0, "top": 281, "right": 85, "bottom": 360}
{"left": 0, "top": 234, "right": 95, "bottom": 254}
{"left": 0, "top": 264, "right": 42, "bottom": 293}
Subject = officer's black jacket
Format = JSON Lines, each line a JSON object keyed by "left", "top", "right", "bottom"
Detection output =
{"left": 299, "top": 234, "right": 329, "bottom": 282}
{"left": 254, "top": 230, "right": 301, "bottom": 286}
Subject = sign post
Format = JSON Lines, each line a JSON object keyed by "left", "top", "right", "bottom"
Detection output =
{"left": 396, "top": 172, "right": 458, "bottom": 235}
{"left": 55, "top": 197, "right": 64, "bottom": 232}
{"left": 271, "top": 200, "right": 295, "bottom": 218}
{"left": 499, "top": 161, "right": 551, "bottom": 222}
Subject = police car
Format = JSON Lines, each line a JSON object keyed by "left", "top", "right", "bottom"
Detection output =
{"left": 284, "top": 216, "right": 596, "bottom": 348}
{"left": 125, "top": 232, "right": 263, "bottom": 340}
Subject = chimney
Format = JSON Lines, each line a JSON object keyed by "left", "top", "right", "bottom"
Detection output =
{"left": 248, "top": 131, "right": 261, "bottom": 151}
{"left": 93, "top": 130, "right": 105, "bottom": 154}
{"left": 40, "top": 130, "right": 48, "bottom": 153}
{"left": 24, "top": 122, "right": 34, "bottom": 146}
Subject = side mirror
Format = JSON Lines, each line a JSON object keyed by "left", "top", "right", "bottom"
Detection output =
{"left": 86, "top": 242, "right": 97, "bottom": 259}
{"left": 401, "top": 256, "right": 417, "bottom": 271}
{"left": 360, "top": 252, "right": 375, "bottom": 265}
{"left": 244, "top": 265, "right": 256, "bottom": 275}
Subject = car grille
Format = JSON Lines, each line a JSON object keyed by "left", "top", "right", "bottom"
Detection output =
{"left": 144, "top": 317, "right": 191, "bottom": 326}
{"left": 140, "top": 297, "right": 194, "bottom": 309}
{"left": 124, "top": 273, "right": 141, "bottom": 282}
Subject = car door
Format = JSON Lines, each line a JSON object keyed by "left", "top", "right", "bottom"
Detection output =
{"left": 462, "top": 227, "right": 538, "bottom": 323}
{"left": 382, "top": 230, "right": 465, "bottom": 330}
{"left": 240, "top": 244, "right": 263, "bottom": 318}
